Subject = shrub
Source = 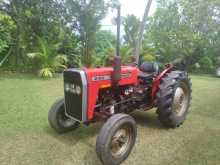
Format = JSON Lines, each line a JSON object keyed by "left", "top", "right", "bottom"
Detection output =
{"left": 27, "top": 37, "right": 68, "bottom": 78}
{"left": 198, "top": 56, "right": 214, "bottom": 73}
{"left": 39, "top": 68, "right": 54, "bottom": 78}
{"left": 141, "top": 54, "right": 156, "bottom": 62}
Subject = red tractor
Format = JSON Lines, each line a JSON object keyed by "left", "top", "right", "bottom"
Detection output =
{"left": 48, "top": 7, "right": 192, "bottom": 165}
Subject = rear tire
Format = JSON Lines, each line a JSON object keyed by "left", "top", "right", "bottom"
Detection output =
{"left": 96, "top": 114, "right": 137, "bottom": 165}
{"left": 48, "top": 97, "right": 80, "bottom": 133}
{"left": 156, "top": 71, "right": 192, "bottom": 128}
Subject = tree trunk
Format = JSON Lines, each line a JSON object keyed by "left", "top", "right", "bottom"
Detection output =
{"left": 0, "top": 48, "right": 13, "bottom": 67}
{"left": 134, "top": 0, "right": 153, "bottom": 65}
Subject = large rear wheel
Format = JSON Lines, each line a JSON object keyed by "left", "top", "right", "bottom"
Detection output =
{"left": 156, "top": 71, "right": 192, "bottom": 128}
{"left": 48, "top": 97, "right": 80, "bottom": 133}
{"left": 96, "top": 114, "right": 137, "bottom": 165}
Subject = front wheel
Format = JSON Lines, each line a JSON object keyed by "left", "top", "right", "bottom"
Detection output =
{"left": 96, "top": 114, "right": 137, "bottom": 165}
{"left": 48, "top": 97, "right": 80, "bottom": 133}
{"left": 156, "top": 71, "right": 192, "bottom": 128}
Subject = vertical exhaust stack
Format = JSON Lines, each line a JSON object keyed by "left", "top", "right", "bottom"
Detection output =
{"left": 116, "top": 5, "right": 121, "bottom": 58}
{"left": 112, "top": 5, "right": 122, "bottom": 86}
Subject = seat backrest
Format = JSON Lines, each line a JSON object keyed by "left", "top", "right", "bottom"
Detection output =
{"left": 139, "top": 62, "right": 159, "bottom": 73}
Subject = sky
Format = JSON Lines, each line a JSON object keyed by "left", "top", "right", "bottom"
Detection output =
{"left": 102, "top": 0, "right": 157, "bottom": 32}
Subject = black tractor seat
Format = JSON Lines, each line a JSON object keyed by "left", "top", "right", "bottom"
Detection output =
{"left": 139, "top": 62, "right": 159, "bottom": 73}
{"left": 138, "top": 62, "right": 159, "bottom": 79}
{"left": 138, "top": 71, "right": 154, "bottom": 78}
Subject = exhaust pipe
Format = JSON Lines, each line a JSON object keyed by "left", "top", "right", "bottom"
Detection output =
{"left": 112, "top": 5, "right": 121, "bottom": 86}
{"left": 116, "top": 5, "right": 121, "bottom": 57}
{"left": 112, "top": 56, "right": 121, "bottom": 85}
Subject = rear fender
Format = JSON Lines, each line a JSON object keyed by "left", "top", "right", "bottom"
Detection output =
{"left": 151, "top": 64, "right": 173, "bottom": 104}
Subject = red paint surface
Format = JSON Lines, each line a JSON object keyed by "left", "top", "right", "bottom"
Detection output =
{"left": 151, "top": 64, "right": 173, "bottom": 104}
{"left": 84, "top": 66, "right": 139, "bottom": 120}
{"left": 83, "top": 64, "right": 173, "bottom": 120}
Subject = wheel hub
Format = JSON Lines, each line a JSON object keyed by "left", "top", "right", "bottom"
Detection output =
{"left": 111, "top": 126, "right": 132, "bottom": 157}
{"left": 173, "top": 84, "right": 189, "bottom": 116}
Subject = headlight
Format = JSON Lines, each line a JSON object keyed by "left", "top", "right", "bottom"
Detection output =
{"left": 65, "top": 83, "right": 81, "bottom": 95}
{"left": 65, "top": 83, "right": 70, "bottom": 92}
{"left": 76, "top": 86, "right": 81, "bottom": 95}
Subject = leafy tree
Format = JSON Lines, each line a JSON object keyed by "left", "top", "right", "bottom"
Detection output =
{"left": 0, "top": 0, "right": 66, "bottom": 67}
{"left": 59, "top": 28, "right": 81, "bottom": 68}
{"left": 94, "top": 30, "right": 133, "bottom": 66}
{"left": 96, "top": 30, "right": 116, "bottom": 56}
{"left": 0, "top": 12, "right": 16, "bottom": 67}
{"left": 145, "top": 0, "right": 220, "bottom": 72}
{"left": 27, "top": 37, "right": 68, "bottom": 78}
{"left": 0, "top": 12, "right": 15, "bottom": 54}
{"left": 198, "top": 56, "right": 214, "bottom": 73}
{"left": 93, "top": 30, "right": 116, "bottom": 66}
{"left": 120, "top": 45, "right": 133, "bottom": 64}
{"left": 141, "top": 54, "right": 156, "bottom": 63}
{"left": 179, "top": 0, "right": 220, "bottom": 63}
{"left": 64, "top": 0, "right": 117, "bottom": 67}
{"left": 123, "top": 14, "right": 140, "bottom": 55}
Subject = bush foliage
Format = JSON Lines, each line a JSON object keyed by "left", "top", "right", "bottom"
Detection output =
{"left": 0, "top": 0, "right": 220, "bottom": 76}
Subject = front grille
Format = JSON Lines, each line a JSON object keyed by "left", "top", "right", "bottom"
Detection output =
{"left": 64, "top": 69, "right": 87, "bottom": 122}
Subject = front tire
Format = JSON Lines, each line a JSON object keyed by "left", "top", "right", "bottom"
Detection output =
{"left": 156, "top": 71, "right": 192, "bottom": 128}
{"left": 96, "top": 114, "right": 137, "bottom": 165}
{"left": 48, "top": 97, "right": 80, "bottom": 133}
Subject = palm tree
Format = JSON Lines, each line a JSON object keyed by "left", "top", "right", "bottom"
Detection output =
{"left": 27, "top": 37, "right": 68, "bottom": 78}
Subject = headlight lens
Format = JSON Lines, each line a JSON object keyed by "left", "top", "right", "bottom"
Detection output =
{"left": 65, "top": 83, "right": 81, "bottom": 95}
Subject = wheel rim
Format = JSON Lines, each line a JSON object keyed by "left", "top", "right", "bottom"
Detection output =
{"left": 173, "top": 82, "right": 190, "bottom": 116}
{"left": 111, "top": 125, "right": 133, "bottom": 157}
{"left": 57, "top": 106, "right": 76, "bottom": 127}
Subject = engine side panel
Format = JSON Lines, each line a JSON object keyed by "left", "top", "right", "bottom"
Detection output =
{"left": 84, "top": 66, "right": 139, "bottom": 120}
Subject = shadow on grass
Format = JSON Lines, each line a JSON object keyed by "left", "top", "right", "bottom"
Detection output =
{"left": 44, "top": 123, "right": 102, "bottom": 146}
{"left": 131, "top": 110, "right": 163, "bottom": 129}
{"left": 44, "top": 111, "right": 163, "bottom": 165}
{"left": 44, "top": 123, "right": 103, "bottom": 164}
{"left": 44, "top": 111, "right": 164, "bottom": 147}
{"left": 45, "top": 111, "right": 162, "bottom": 145}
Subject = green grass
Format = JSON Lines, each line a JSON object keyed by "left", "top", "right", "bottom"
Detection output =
{"left": 0, "top": 73, "right": 220, "bottom": 165}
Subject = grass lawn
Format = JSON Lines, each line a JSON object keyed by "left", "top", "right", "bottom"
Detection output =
{"left": 0, "top": 73, "right": 220, "bottom": 165}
